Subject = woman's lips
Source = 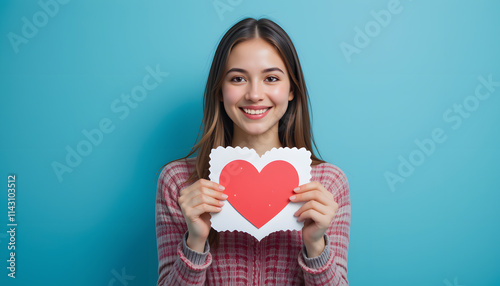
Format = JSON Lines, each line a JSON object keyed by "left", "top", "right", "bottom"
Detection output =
{"left": 239, "top": 107, "right": 271, "bottom": 119}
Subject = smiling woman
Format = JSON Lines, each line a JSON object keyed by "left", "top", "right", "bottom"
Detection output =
{"left": 155, "top": 18, "right": 351, "bottom": 285}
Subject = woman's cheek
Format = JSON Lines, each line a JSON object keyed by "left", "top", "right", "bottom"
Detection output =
{"left": 269, "top": 86, "right": 291, "bottom": 111}
{"left": 222, "top": 85, "right": 241, "bottom": 105}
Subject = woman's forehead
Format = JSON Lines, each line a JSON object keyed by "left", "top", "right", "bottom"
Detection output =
{"left": 226, "top": 38, "right": 287, "bottom": 72}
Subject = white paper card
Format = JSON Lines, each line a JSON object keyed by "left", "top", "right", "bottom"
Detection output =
{"left": 209, "top": 146, "right": 311, "bottom": 241}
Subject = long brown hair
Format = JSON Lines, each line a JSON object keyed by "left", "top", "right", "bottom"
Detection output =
{"left": 160, "top": 17, "right": 325, "bottom": 246}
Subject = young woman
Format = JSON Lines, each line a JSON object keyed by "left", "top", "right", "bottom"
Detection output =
{"left": 156, "top": 18, "right": 350, "bottom": 285}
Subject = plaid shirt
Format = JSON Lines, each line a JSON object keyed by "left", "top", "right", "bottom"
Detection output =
{"left": 156, "top": 157, "right": 350, "bottom": 285}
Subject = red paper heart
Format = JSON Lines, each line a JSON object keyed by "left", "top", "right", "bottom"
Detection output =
{"left": 219, "top": 160, "right": 299, "bottom": 229}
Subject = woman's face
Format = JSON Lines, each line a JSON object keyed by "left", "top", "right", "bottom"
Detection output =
{"left": 221, "top": 37, "right": 294, "bottom": 139}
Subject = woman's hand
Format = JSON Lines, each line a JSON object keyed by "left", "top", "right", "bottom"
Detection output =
{"left": 178, "top": 179, "right": 227, "bottom": 252}
{"left": 290, "top": 181, "right": 338, "bottom": 257}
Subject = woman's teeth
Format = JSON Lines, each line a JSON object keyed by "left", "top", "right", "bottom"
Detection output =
{"left": 242, "top": 108, "right": 269, "bottom": 115}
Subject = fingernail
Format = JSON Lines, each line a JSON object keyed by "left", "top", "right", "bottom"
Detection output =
{"left": 293, "top": 187, "right": 300, "bottom": 192}
{"left": 219, "top": 185, "right": 225, "bottom": 191}
{"left": 216, "top": 207, "right": 222, "bottom": 211}
{"left": 221, "top": 194, "right": 228, "bottom": 199}
{"left": 289, "top": 195, "right": 296, "bottom": 201}
{"left": 219, "top": 201, "right": 225, "bottom": 206}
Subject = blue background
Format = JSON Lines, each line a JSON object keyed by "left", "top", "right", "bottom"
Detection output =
{"left": 1, "top": 0, "right": 499, "bottom": 285}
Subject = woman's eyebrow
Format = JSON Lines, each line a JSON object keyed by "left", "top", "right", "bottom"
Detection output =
{"left": 226, "top": 67, "right": 285, "bottom": 75}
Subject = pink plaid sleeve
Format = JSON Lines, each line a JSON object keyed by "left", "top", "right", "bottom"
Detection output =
{"left": 156, "top": 161, "right": 212, "bottom": 285}
{"left": 298, "top": 163, "right": 351, "bottom": 285}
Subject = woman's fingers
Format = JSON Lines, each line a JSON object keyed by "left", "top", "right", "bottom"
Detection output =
{"left": 290, "top": 189, "right": 331, "bottom": 206}
{"left": 296, "top": 209, "right": 324, "bottom": 223}
{"left": 290, "top": 181, "right": 338, "bottom": 223}
{"left": 290, "top": 181, "right": 335, "bottom": 205}
{"left": 180, "top": 186, "right": 227, "bottom": 205}
{"left": 184, "top": 203, "right": 222, "bottom": 220}
{"left": 180, "top": 178, "right": 224, "bottom": 196}
{"left": 293, "top": 181, "right": 325, "bottom": 193}
{"left": 190, "top": 192, "right": 226, "bottom": 208}
{"left": 179, "top": 179, "right": 228, "bottom": 222}
{"left": 180, "top": 179, "right": 223, "bottom": 194}
{"left": 179, "top": 179, "right": 227, "bottom": 204}
{"left": 294, "top": 200, "right": 329, "bottom": 217}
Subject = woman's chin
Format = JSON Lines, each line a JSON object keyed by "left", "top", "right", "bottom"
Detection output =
{"left": 240, "top": 127, "right": 274, "bottom": 137}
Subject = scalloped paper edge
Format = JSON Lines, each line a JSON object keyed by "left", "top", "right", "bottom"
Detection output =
{"left": 209, "top": 147, "right": 312, "bottom": 241}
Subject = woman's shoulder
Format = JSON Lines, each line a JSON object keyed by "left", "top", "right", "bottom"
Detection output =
{"left": 311, "top": 161, "right": 349, "bottom": 191}
{"left": 158, "top": 157, "right": 196, "bottom": 187}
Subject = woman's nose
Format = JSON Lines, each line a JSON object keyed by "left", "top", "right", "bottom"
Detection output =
{"left": 245, "top": 81, "right": 264, "bottom": 102}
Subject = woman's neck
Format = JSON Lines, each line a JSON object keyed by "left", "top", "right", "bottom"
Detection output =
{"left": 231, "top": 128, "right": 282, "bottom": 157}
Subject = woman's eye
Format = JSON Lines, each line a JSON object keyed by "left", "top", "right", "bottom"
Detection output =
{"left": 231, "top": 76, "right": 245, "bottom": 82}
{"left": 266, "top": 76, "right": 278, "bottom": 82}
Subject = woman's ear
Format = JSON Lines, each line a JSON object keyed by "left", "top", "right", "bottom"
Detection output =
{"left": 288, "top": 89, "right": 294, "bottom": 101}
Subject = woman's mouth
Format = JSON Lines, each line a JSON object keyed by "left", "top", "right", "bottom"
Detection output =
{"left": 242, "top": 108, "right": 270, "bottom": 115}
{"left": 239, "top": 107, "right": 271, "bottom": 119}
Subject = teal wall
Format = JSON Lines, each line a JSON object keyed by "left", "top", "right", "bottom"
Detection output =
{"left": 1, "top": 0, "right": 499, "bottom": 285}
